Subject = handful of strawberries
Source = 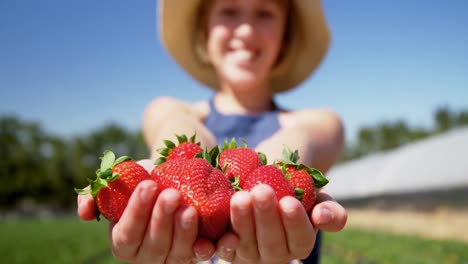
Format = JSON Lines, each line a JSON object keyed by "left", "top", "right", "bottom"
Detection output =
{"left": 75, "top": 134, "right": 329, "bottom": 241}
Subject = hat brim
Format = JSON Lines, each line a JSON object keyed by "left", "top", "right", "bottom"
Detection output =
{"left": 158, "top": 0, "right": 330, "bottom": 93}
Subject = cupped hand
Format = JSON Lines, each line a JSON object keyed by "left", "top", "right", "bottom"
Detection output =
{"left": 215, "top": 184, "right": 347, "bottom": 264}
{"left": 76, "top": 159, "right": 216, "bottom": 264}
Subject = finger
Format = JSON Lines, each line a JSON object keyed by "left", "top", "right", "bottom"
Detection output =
{"left": 311, "top": 189, "right": 348, "bottom": 232}
{"left": 77, "top": 189, "right": 96, "bottom": 221}
{"left": 110, "top": 180, "right": 159, "bottom": 261}
{"left": 279, "top": 196, "right": 316, "bottom": 260}
{"left": 135, "top": 188, "right": 182, "bottom": 263}
{"left": 215, "top": 231, "right": 239, "bottom": 262}
{"left": 228, "top": 190, "right": 258, "bottom": 262}
{"left": 193, "top": 237, "right": 216, "bottom": 262}
{"left": 251, "top": 184, "right": 288, "bottom": 263}
{"left": 166, "top": 205, "right": 199, "bottom": 263}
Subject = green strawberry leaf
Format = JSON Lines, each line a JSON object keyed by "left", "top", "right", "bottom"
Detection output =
{"left": 114, "top": 156, "right": 132, "bottom": 166}
{"left": 209, "top": 145, "right": 220, "bottom": 160}
{"left": 223, "top": 137, "right": 238, "bottom": 150}
{"left": 98, "top": 168, "right": 113, "bottom": 179}
{"left": 74, "top": 188, "right": 91, "bottom": 195}
{"left": 281, "top": 163, "right": 287, "bottom": 175}
{"left": 90, "top": 177, "right": 108, "bottom": 198}
{"left": 154, "top": 157, "right": 166, "bottom": 165}
{"left": 163, "top": 139, "right": 176, "bottom": 149}
{"left": 156, "top": 147, "right": 170, "bottom": 156}
{"left": 294, "top": 188, "right": 305, "bottom": 201}
{"left": 189, "top": 133, "right": 196, "bottom": 143}
{"left": 176, "top": 134, "right": 188, "bottom": 144}
{"left": 281, "top": 145, "right": 300, "bottom": 164}
{"left": 308, "top": 168, "right": 329, "bottom": 188}
{"left": 108, "top": 172, "right": 120, "bottom": 182}
{"left": 100, "top": 150, "right": 115, "bottom": 172}
{"left": 258, "top": 152, "right": 267, "bottom": 165}
{"left": 240, "top": 138, "right": 249, "bottom": 148}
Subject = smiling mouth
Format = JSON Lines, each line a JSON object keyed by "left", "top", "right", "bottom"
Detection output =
{"left": 227, "top": 49, "right": 258, "bottom": 66}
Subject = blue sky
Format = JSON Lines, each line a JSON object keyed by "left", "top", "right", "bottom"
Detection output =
{"left": 1, "top": 0, "right": 467, "bottom": 143}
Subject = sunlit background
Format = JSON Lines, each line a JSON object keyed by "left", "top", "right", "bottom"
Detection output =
{"left": 1, "top": 0, "right": 467, "bottom": 263}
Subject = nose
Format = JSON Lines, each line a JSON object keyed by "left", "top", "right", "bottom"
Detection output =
{"left": 234, "top": 22, "right": 254, "bottom": 41}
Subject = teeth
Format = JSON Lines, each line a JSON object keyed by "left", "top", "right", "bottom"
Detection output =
{"left": 233, "top": 50, "right": 254, "bottom": 60}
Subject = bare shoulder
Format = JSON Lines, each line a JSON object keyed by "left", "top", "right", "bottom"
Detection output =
{"left": 143, "top": 96, "right": 208, "bottom": 122}
{"left": 280, "top": 108, "right": 344, "bottom": 134}
{"left": 279, "top": 108, "right": 345, "bottom": 172}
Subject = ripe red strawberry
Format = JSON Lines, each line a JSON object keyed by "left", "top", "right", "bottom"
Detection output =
{"left": 279, "top": 146, "right": 328, "bottom": 212}
{"left": 285, "top": 167, "right": 316, "bottom": 212}
{"left": 241, "top": 165, "right": 295, "bottom": 201}
{"left": 151, "top": 151, "right": 235, "bottom": 241}
{"left": 75, "top": 150, "right": 152, "bottom": 222}
{"left": 155, "top": 133, "right": 203, "bottom": 165}
{"left": 218, "top": 138, "right": 266, "bottom": 186}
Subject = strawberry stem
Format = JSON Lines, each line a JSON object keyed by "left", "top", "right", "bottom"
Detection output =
{"left": 231, "top": 177, "right": 242, "bottom": 191}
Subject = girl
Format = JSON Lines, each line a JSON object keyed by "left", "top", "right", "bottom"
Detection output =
{"left": 78, "top": 0, "right": 347, "bottom": 263}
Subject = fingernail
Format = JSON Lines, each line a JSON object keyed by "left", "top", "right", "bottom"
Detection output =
{"left": 283, "top": 203, "right": 298, "bottom": 219}
{"left": 236, "top": 205, "right": 249, "bottom": 216}
{"left": 181, "top": 217, "right": 194, "bottom": 230}
{"left": 195, "top": 251, "right": 212, "bottom": 261}
{"left": 318, "top": 207, "right": 332, "bottom": 225}
{"left": 139, "top": 183, "right": 155, "bottom": 204}
{"left": 217, "top": 246, "right": 234, "bottom": 258}
{"left": 255, "top": 197, "right": 273, "bottom": 210}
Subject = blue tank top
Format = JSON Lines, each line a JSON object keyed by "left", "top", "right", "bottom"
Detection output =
{"left": 204, "top": 97, "right": 281, "bottom": 148}
{"left": 203, "top": 97, "right": 321, "bottom": 264}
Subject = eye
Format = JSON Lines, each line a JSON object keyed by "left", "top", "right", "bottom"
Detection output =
{"left": 220, "top": 7, "right": 239, "bottom": 17}
{"left": 256, "top": 9, "right": 274, "bottom": 19}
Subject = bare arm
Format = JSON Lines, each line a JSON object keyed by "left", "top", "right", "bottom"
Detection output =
{"left": 142, "top": 96, "right": 216, "bottom": 160}
{"left": 255, "top": 108, "right": 344, "bottom": 173}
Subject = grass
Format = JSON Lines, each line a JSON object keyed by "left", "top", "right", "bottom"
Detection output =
{"left": 0, "top": 217, "right": 121, "bottom": 264}
{"left": 321, "top": 228, "right": 468, "bottom": 264}
{"left": 1, "top": 218, "right": 468, "bottom": 264}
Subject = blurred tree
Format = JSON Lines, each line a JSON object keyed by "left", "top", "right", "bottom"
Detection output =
{"left": 456, "top": 111, "right": 468, "bottom": 126}
{"left": 0, "top": 117, "right": 148, "bottom": 209}
{"left": 434, "top": 106, "right": 455, "bottom": 132}
{"left": 357, "top": 127, "right": 377, "bottom": 155}
{"left": 0, "top": 116, "right": 49, "bottom": 208}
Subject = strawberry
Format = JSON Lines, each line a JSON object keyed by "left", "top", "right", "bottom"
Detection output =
{"left": 151, "top": 150, "right": 235, "bottom": 241}
{"left": 218, "top": 138, "right": 266, "bottom": 187}
{"left": 155, "top": 133, "right": 203, "bottom": 165}
{"left": 75, "top": 150, "right": 152, "bottom": 222}
{"left": 285, "top": 167, "right": 316, "bottom": 212}
{"left": 241, "top": 165, "right": 295, "bottom": 201}
{"left": 278, "top": 146, "right": 328, "bottom": 212}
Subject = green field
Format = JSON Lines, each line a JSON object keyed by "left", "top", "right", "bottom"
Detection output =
{"left": 1, "top": 218, "right": 467, "bottom": 264}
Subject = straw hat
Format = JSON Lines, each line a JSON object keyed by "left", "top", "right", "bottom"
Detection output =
{"left": 158, "top": 0, "right": 330, "bottom": 93}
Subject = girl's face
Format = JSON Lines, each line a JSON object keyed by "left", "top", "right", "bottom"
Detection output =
{"left": 205, "top": 0, "right": 288, "bottom": 93}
